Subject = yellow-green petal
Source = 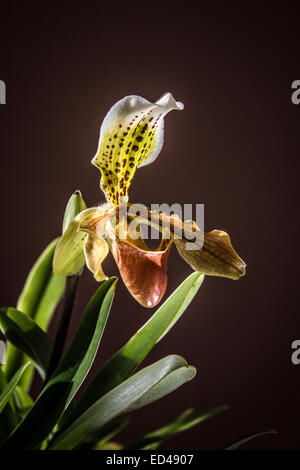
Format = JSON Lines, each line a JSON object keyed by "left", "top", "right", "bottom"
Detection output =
{"left": 76, "top": 205, "right": 111, "bottom": 236}
{"left": 84, "top": 234, "right": 109, "bottom": 282}
{"left": 92, "top": 92, "right": 183, "bottom": 205}
{"left": 175, "top": 229, "right": 246, "bottom": 280}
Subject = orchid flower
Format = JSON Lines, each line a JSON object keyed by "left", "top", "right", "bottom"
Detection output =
{"left": 53, "top": 93, "right": 246, "bottom": 308}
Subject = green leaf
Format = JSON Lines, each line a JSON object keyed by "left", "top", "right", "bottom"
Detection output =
{"left": 1, "top": 381, "right": 72, "bottom": 450}
{"left": 33, "top": 274, "right": 66, "bottom": 331}
{"left": 128, "top": 405, "right": 229, "bottom": 450}
{"left": 0, "top": 308, "right": 52, "bottom": 379}
{"left": 225, "top": 429, "right": 277, "bottom": 450}
{"left": 17, "top": 239, "right": 64, "bottom": 319}
{"left": 50, "top": 355, "right": 195, "bottom": 450}
{"left": 0, "top": 368, "right": 7, "bottom": 392}
{"left": 84, "top": 417, "right": 130, "bottom": 450}
{"left": 0, "top": 362, "right": 30, "bottom": 413}
{"left": 48, "top": 277, "right": 117, "bottom": 408}
{"left": 0, "top": 367, "right": 18, "bottom": 444}
{"left": 13, "top": 386, "right": 34, "bottom": 418}
{"left": 66, "top": 272, "right": 204, "bottom": 426}
{"left": 4, "top": 239, "right": 66, "bottom": 389}
{"left": 125, "top": 366, "right": 196, "bottom": 413}
{"left": 10, "top": 277, "right": 117, "bottom": 448}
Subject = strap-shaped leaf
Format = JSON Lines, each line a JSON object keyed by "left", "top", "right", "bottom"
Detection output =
{"left": 17, "top": 239, "right": 63, "bottom": 318}
{"left": 83, "top": 417, "right": 130, "bottom": 450}
{"left": 13, "top": 386, "right": 34, "bottom": 418}
{"left": 0, "top": 367, "right": 18, "bottom": 444}
{"left": 48, "top": 277, "right": 117, "bottom": 407}
{"left": 1, "top": 278, "right": 116, "bottom": 450}
{"left": 128, "top": 405, "right": 228, "bottom": 450}
{"left": 0, "top": 362, "right": 31, "bottom": 413}
{"left": 0, "top": 308, "right": 52, "bottom": 379}
{"left": 4, "top": 238, "right": 66, "bottom": 390}
{"left": 1, "top": 381, "right": 72, "bottom": 450}
{"left": 50, "top": 355, "right": 194, "bottom": 450}
{"left": 65, "top": 272, "right": 204, "bottom": 426}
{"left": 126, "top": 366, "right": 196, "bottom": 413}
{"left": 225, "top": 429, "right": 277, "bottom": 450}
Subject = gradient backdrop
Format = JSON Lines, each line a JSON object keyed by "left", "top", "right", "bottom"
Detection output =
{"left": 0, "top": 3, "right": 299, "bottom": 449}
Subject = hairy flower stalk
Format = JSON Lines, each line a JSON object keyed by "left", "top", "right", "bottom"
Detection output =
{"left": 53, "top": 92, "right": 246, "bottom": 307}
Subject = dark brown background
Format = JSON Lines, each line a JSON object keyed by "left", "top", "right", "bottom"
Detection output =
{"left": 0, "top": 3, "right": 299, "bottom": 449}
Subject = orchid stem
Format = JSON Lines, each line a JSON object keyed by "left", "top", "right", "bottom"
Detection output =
{"left": 45, "top": 273, "right": 80, "bottom": 382}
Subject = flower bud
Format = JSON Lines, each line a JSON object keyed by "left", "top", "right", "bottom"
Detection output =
{"left": 53, "top": 191, "right": 87, "bottom": 276}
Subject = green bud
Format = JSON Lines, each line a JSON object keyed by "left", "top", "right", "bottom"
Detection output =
{"left": 62, "top": 190, "right": 87, "bottom": 233}
{"left": 53, "top": 191, "right": 87, "bottom": 276}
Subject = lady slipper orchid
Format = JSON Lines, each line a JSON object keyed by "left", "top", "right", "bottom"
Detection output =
{"left": 53, "top": 92, "right": 246, "bottom": 308}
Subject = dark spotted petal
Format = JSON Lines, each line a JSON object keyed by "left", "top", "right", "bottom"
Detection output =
{"left": 91, "top": 93, "right": 183, "bottom": 205}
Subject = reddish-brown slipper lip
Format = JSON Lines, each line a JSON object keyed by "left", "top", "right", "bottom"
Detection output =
{"left": 109, "top": 238, "right": 172, "bottom": 308}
